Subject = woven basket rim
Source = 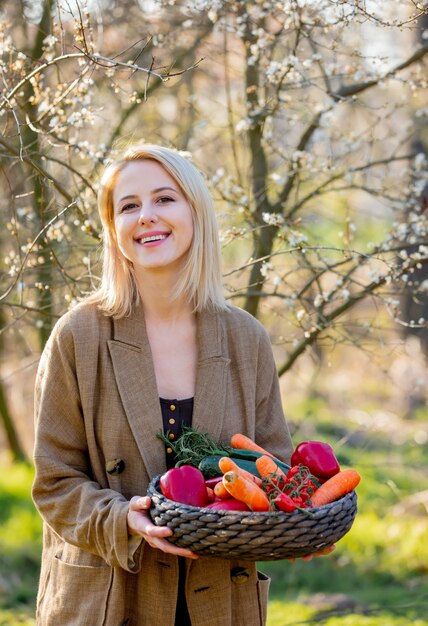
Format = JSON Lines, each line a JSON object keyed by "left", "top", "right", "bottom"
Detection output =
{"left": 149, "top": 474, "right": 356, "bottom": 518}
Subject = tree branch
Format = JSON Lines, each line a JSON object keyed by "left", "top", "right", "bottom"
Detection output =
{"left": 0, "top": 51, "right": 168, "bottom": 114}
{"left": 332, "top": 43, "right": 428, "bottom": 101}
{"left": 0, "top": 134, "right": 72, "bottom": 202}
{"left": 276, "top": 257, "right": 428, "bottom": 377}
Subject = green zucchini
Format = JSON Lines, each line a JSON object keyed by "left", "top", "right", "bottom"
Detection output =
{"left": 198, "top": 455, "right": 262, "bottom": 479}
{"left": 198, "top": 455, "right": 223, "bottom": 478}
{"left": 230, "top": 448, "right": 290, "bottom": 473}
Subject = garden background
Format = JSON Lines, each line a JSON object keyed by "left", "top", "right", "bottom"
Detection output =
{"left": 1, "top": 1, "right": 427, "bottom": 624}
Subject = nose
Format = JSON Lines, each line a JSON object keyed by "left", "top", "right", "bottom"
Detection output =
{"left": 138, "top": 203, "right": 158, "bottom": 225}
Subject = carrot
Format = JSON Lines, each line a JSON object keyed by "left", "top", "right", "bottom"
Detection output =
{"left": 222, "top": 471, "right": 270, "bottom": 512}
{"left": 230, "top": 433, "right": 274, "bottom": 456}
{"left": 230, "top": 433, "right": 281, "bottom": 462}
{"left": 310, "top": 469, "right": 361, "bottom": 507}
{"left": 255, "top": 455, "right": 286, "bottom": 479}
{"left": 214, "top": 481, "right": 231, "bottom": 500}
{"left": 218, "top": 456, "right": 263, "bottom": 487}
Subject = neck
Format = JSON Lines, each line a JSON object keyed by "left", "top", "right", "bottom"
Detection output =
{"left": 135, "top": 270, "right": 193, "bottom": 322}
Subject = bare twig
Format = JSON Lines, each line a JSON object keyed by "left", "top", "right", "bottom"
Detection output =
{"left": 2, "top": 94, "right": 24, "bottom": 160}
{"left": 0, "top": 202, "right": 76, "bottom": 303}
{"left": 286, "top": 154, "right": 415, "bottom": 218}
{"left": 0, "top": 51, "right": 168, "bottom": 115}
{"left": 0, "top": 135, "right": 72, "bottom": 204}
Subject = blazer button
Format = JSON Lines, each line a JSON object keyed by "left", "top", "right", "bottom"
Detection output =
{"left": 230, "top": 566, "right": 250, "bottom": 584}
{"left": 106, "top": 458, "right": 125, "bottom": 475}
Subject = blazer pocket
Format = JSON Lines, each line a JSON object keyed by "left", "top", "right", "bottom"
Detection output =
{"left": 42, "top": 554, "right": 113, "bottom": 626}
{"left": 256, "top": 571, "right": 271, "bottom": 626}
{"left": 61, "top": 542, "right": 109, "bottom": 567}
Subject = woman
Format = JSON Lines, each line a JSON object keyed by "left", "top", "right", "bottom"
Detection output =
{"left": 32, "top": 144, "right": 294, "bottom": 626}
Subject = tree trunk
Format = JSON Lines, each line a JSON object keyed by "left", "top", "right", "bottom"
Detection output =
{"left": 0, "top": 380, "right": 27, "bottom": 462}
{"left": 241, "top": 13, "right": 273, "bottom": 319}
{"left": 0, "top": 307, "right": 27, "bottom": 462}
{"left": 22, "top": 0, "right": 56, "bottom": 348}
{"left": 244, "top": 225, "right": 277, "bottom": 318}
{"left": 402, "top": 11, "right": 428, "bottom": 358}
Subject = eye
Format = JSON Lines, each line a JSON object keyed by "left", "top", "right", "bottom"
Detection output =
{"left": 121, "top": 202, "right": 139, "bottom": 212}
{"left": 156, "top": 196, "right": 174, "bottom": 204}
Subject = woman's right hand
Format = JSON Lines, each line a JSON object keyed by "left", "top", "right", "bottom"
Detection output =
{"left": 127, "top": 496, "right": 199, "bottom": 560}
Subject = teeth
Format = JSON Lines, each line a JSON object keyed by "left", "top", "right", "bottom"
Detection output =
{"left": 140, "top": 234, "right": 168, "bottom": 243}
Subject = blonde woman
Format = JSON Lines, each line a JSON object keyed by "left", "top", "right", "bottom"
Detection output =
{"left": 32, "top": 144, "right": 294, "bottom": 625}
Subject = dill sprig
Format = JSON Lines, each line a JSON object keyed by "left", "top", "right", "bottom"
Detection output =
{"left": 157, "top": 425, "right": 233, "bottom": 467}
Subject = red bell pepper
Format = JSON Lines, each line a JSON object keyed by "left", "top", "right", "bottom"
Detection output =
{"left": 290, "top": 441, "right": 340, "bottom": 481}
{"left": 159, "top": 465, "right": 208, "bottom": 507}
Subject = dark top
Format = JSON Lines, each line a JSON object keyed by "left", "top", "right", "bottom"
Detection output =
{"left": 160, "top": 396, "right": 193, "bottom": 470}
{"left": 160, "top": 397, "right": 194, "bottom": 626}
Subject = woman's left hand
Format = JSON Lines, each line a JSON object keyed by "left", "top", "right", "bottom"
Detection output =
{"left": 288, "top": 544, "right": 336, "bottom": 563}
{"left": 127, "top": 495, "right": 199, "bottom": 559}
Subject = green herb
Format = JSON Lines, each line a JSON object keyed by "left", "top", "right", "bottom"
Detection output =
{"left": 157, "top": 425, "right": 233, "bottom": 467}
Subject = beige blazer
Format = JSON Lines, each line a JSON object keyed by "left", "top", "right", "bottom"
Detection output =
{"left": 32, "top": 301, "right": 293, "bottom": 626}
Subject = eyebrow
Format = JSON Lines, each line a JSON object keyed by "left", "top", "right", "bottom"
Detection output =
{"left": 117, "top": 186, "right": 178, "bottom": 203}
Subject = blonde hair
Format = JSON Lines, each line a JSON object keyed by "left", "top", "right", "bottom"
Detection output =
{"left": 86, "top": 144, "right": 226, "bottom": 317}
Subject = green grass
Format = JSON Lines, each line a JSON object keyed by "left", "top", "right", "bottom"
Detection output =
{"left": 0, "top": 614, "right": 35, "bottom": 626}
{"left": 0, "top": 394, "right": 427, "bottom": 626}
{"left": 0, "top": 461, "right": 41, "bottom": 623}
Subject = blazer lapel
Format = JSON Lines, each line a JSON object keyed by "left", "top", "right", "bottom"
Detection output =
{"left": 107, "top": 304, "right": 165, "bottom": 478}
{"left": 192, "top": 310, "right": 230, "bottom": 445}
{"left": 107, "top": 305, "right": 231, "bottom": 477}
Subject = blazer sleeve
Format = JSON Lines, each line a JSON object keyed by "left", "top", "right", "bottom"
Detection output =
{"left": 32, "top": 315, "right": 138, "bottom": 572}
{"left": 253, "top": 324, "right": 294, "bottom": 464}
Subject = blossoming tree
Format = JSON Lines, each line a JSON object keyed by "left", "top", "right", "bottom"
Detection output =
{"left": 1, "top": 0, "right": 427, "bottom": 458}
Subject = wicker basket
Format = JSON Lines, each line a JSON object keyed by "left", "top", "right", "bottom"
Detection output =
{"left": 148, "top": 475, "right": 358, "bottom": 561}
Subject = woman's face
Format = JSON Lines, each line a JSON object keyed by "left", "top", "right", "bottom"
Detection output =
{"left": 112, "top": 160, "right": 194, "bottom": 275}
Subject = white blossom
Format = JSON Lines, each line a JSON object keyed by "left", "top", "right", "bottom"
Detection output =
{"left": 42, "top": 34, "right": 57, "bottom": 47}
{"left": 287, "top": 230, "right": 308, "bottom": 246}
{"left": 260, "top": 262, "right": 273, "bottom": 277}
{"left": 413, "top": 152, "right": 428, "bottom": 172}
{"left": 262, "top": 212, "right": 284, "bottom": 226}
{"left": 314, "top": 294, "right": 324, "bottom": 308}
{"left": 235, "top": 118, "right": 251, "bottom": 133}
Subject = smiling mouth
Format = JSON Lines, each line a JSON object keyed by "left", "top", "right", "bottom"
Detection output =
{"left": 137, "top": 234, "right": 169, "bottom": 244}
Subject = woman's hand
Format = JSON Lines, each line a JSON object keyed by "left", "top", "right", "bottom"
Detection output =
{"left": 127, "top": 496, "right": 199, "bottom": 560}
{"left": 288, "top": 544, "right": 336, "bottom": 563}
